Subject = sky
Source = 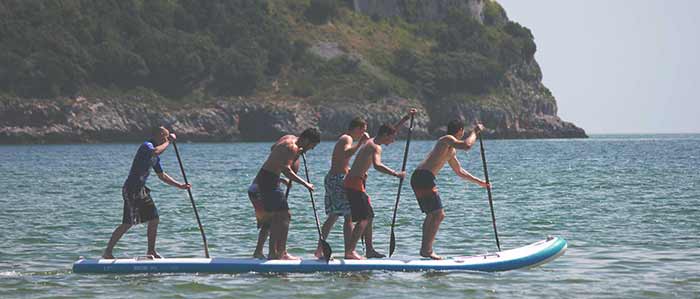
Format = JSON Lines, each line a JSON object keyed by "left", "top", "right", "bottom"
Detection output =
{"left": 496, "top": 0, "right": 700, "bottom": 134}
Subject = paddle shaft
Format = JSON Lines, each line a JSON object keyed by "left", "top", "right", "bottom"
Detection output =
{"left": 171, "top": 140, "right": 210, "bottom": 258}
{"left": 389, "top": 114, "right": 414, "bottom": 256}
{"left": 477, "top": 133, "right": 501, "bottom": 252}
{"left": 300, "top": 153, "right": 332, "bottom": 260}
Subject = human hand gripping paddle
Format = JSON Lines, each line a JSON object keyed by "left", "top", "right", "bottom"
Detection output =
{"left": 389, "top": 113, "right": 415, "bottom": 257}
{"left": 477, "top": 129, "right": 501, "bottom": 252}
{"left": 300, "top": 153, "right": 332, "bottom": 262}
{"left": 171, "top": 136, "right": 210, "bottom": 258}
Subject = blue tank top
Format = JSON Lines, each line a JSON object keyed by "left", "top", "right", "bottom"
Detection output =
{"left": 124, "top": 141, "right": 163, "bottom": 191}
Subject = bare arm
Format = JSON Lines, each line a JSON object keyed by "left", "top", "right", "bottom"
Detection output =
{"left": 282, "top": 165, "right": 313, "bottom": 190}
{"left": 372, "top": 147, "right": 404, "bottom": 178}
{"left": 157, "top": 172, "right": 190, "bottom": 189}
{"left": 339, "top": 135, "right": 362, "bottom": 159}
{"left": 153, "top": 140, "right": 171, "bottom": 155}
{"left": 392, "top": 108, "right": 417, "bottom": 131}
{"left": 280, "top": 157, "right": 300, "bottom": 187}
{"left": 447, "top": 156, "right": 488, "bottom": 187}
{"left": 442, "top": 135, "right": 474, "bottom": 151}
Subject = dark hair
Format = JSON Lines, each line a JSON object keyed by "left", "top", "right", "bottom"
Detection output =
{"left": 150, "top": 125, "right": 166, "bottom": 137}
{"left": 348, "top": 117, "right": 367, "bottom": 130}
{"left": 376, "top": 124, "right": 397, "bottom": 137}
{"left": 299, "top": 127, "right": 321, "bottom": 144}
{"left": 446, "top": 119, "right": 464, "bottom": 135}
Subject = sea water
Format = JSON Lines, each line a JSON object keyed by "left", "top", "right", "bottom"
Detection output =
{"left": 0, "top": 135, "right": 698, "bottom": 298}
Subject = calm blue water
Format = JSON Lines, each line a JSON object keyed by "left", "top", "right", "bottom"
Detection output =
{"left": 0, "top": 135, "right": 698, "bottom": 298}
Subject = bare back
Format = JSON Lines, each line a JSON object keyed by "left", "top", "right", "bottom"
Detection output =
{"left": 416, "top": 136, "right": 458, "bottom": 176}
{"left": 347, "top": 139, "right": 379, "bottom": 178}
{"left": 329, "top": 134, "right": 354, "bottom": 175}
{"left": 261, "top": 135, "right": 299, "bottom": 175}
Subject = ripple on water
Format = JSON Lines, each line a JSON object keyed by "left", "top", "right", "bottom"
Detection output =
{"left": 1, "top": 137, "right": 700, "bottom": 298}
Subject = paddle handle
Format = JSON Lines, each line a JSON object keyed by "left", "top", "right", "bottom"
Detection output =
{"left": 389, "top": 114, "right": 414, "bottom": 256}
{"left": 301, "top": 153, "right": 324, "bottom": 240}
{"left": 172, "top": 140, "right": 210, "bottom": 258}
{"left": 477, "top": 132, "right": 501, "bottom": 252}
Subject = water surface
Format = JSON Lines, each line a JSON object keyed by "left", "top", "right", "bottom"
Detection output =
{"left": 0, "top": 134, "right": 698, "bottom": 298}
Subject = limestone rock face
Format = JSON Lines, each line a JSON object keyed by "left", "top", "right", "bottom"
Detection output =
{"left": 0, "top": 96, "right": 432, "bottom": 143}
{"left": 0, "top": 89, "right": 584, "bottom": 143}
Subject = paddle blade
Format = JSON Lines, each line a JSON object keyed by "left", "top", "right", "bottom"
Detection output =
{"left": 389, "top": 230, "right": 396, "bottom": 257}
{"left": 321, "top": 240, "right": 332, "bottom": 262}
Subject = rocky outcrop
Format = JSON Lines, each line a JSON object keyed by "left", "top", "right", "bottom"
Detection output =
{"left": 424, "top": 60, "right": 586, "bottom": 138}
{"left": 0, "top": 96, "right": 433, "bottom": 143}
{"left": 0, "top": 0, "right": 587, "bottom": 143}
{"left": 0, "top": 89, "right": 584, "bottom": 144}
{"left": 347, "top": 0, "right": 586, "bottom": 139}
{"left": 353, "top": 0, "right": 485, "bottom": 23}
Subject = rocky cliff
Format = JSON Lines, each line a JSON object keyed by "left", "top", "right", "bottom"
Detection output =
{"left": 0, "top": 85, "right": 583, "bottom": 144}
{"left": 0, "top": 0, "right": 586, "bottom": 143}
{"left": 423, "top": 60, "right": 586, "bottom": 139}
{"left": 0, "top": 95, "right": 433, "bottom": 143}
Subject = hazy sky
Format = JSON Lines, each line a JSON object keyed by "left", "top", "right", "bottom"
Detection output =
{"left": 497, "top": 0, "right": 700, "bottom": 134}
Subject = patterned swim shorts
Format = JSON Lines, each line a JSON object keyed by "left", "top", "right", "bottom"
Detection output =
{"left": 324, "top": 173, "right": 351, "bottom": 216}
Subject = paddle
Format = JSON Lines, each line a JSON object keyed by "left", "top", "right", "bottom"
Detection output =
{"left": 171, "top": 139, "right": 211, "bottom": 258}
{"left": 300, "top": 153, "right": 332, "bottom": 261}
{"left": 477, "top": 131, "right": 501, "bottom": 252}
{"left": 389, "top": 114, "right": 415, "bottom": 257}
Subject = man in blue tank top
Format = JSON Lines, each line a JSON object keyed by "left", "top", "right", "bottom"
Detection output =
{"left": 102, "top": 126, "right": 191, "bottom": 259}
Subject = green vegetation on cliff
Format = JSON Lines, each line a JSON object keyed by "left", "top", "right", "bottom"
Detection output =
{"left": 0, "top": 0, "right": 537, "bottom": 108}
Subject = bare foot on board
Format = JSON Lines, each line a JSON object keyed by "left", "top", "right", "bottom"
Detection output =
{"left": 344, "top": 251, "right": 365, "bottom": 260}
{"left": 279, "top": 252, "right": 301, "bottom": 260}
{"left": 420, "top": 251, "right": 443, "bottom": 260}
{"left": 365, "top": 250, "right": 386, "bottom": 259}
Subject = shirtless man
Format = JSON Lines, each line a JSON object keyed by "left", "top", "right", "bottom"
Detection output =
{"left": 410, "top": 120, "right": 489, "bottom": 260}
{"left": 248, "top": 159, "right": 299, "bottom": 259}
{"left": 343, "top": 110, "right": 415, "bottom": 260}
{"left": 251, "top": 128, "right": 320, "bottom": 260}
{"left": 313, "top": 117, "right": 370, "bottom": 258}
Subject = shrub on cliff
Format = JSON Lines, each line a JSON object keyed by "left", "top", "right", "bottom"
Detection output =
{"left": 305, "top": 0, "right": 340, "bottom": 25}
{"left": 435, "top": 11, "right": 494, "bottom": 56}
{"left": 92, "top": 42, "right": 150, "bottom": 88}
{"left": 213, "top": 46, "right": 266, "bottom": 96}
{"left": 0, "top": 0, "right": 290, "bottom": 98}
{"left": 503, "top": 21, "right": 536, "bottom": 60}
{"left": 432, "top": 51, "right": 503, "bottom": 94}
{"left": 483, "top": 0, "right": 508, "bottom": 26}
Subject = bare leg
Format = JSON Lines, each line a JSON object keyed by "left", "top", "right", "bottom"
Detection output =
{"left": 103, "top": 223, "right": 132, "bottom": 259}
{"left": 315, "top": 214, "right": 338, "bottom": 258}
{"left": 364, "top": 216, "right": 385, "bottom": 258}
{"left": 146, "top": 218, "right": 162, "bottom": 258}
{"left": 278, "top": 210, "right": 299, "bottom": 260}
{"left": 342, "top": 216, "right": 354, "bottom": 256}
{"left": 420, "top": 209, "right": 445, "bottom": 260}
{"left": 268, "top": 212, "right": 282, "bottom": 259}
{"left": 345, "top": 219, "right": 368, "bottom": 259}
{"left": 253, "top": 226, "right": 269, "bottom": 259}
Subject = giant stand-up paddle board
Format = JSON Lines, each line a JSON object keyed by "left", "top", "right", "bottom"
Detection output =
{"left": 73, "top": 236, "right": 566, "bottom": 274}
